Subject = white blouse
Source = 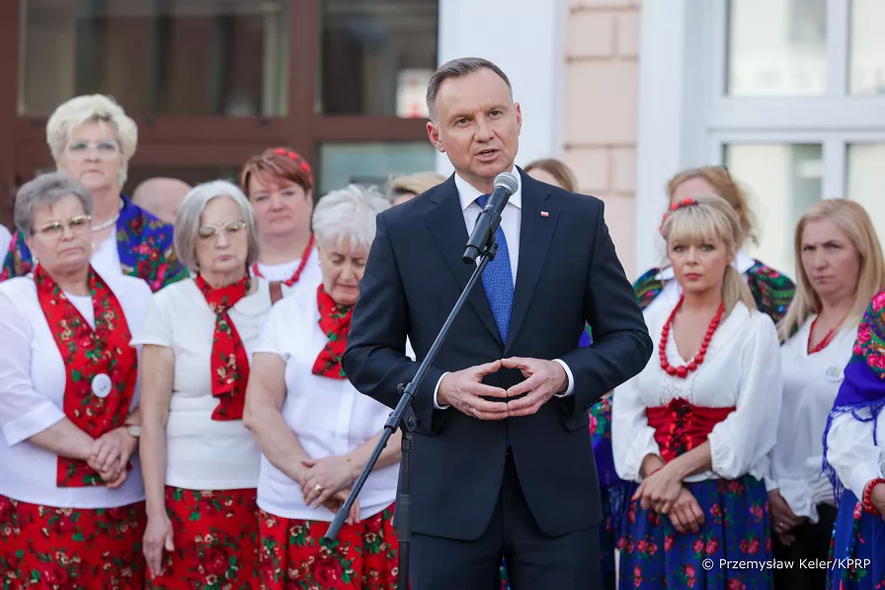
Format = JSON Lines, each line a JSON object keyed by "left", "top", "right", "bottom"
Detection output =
{"left": 771, "top": 318, "right": 856, "bottom": 521}
{"left": 254, "top": 287, "right": 399, "bottom": 521}
{"left": 252, "top": 247, "right": 322, "bottom": 301}
{"left": 826, "top": 407, "right": 885, "bottom": 502}
{"left": 612, "top": 301, "right": 783, "bottom": 483}
{"left": 91, "top": 235, "right": 123, "bottom": 279}
{"left": 131, "top": 277, "right": 272, "bottom": 490}
{"left": 0, "top": 271, "right": 151, "bottom": 508}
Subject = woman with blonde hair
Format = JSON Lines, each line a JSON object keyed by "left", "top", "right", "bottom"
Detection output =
{"left": 387, "top": 171, "right": 446, "bottom": 206}
{"left": 613, "top": 194, "right": 782, "bottom": 589}
{"left": 524, "top": 158, "right": 578, "bottom": 193}
{"left": 0, "top": 95, "right": 187, "bottom": 291}
{"left": 634, "top": 166, "right": 795, "bottom": 323}
{"left": 768, "top": 200, "right": 884, "bottom": 589}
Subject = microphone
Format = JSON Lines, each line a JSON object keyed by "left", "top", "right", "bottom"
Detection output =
{"left": 462, "top": 172, "right": 519, "bottom": 264}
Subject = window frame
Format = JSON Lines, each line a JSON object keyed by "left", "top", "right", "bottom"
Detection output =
{"left": 0, "top": 0, "right": 431, "bottom": 226}
{"left": 636, "top": 0, "right": 885, "bottom": 274}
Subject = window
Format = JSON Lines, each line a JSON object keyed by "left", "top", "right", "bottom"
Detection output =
{"left": 849, "top": 0, "right": 885, "bottom": 95}
{"left": 19, "top": 0, "right": 288, "bottom": 117}
{"left": 317, "top": 142, "right": 437, "bottom": 195}
{"left": 636, "top": 0, "right": 885, "bottom": 275}
{"left": 846, "top": 144, "right": 885, "bottom": 240}
{"left": 2, "top": 0, "right": 437, "bottom": 229}
{"left": 727, "top": 0, "right": 826, "bottom": 97}
{"left": 320, "top": 0, "right": 438, "bottom": 117}
{"left": 724, "top": 144, "right": 822, "bottom": 274}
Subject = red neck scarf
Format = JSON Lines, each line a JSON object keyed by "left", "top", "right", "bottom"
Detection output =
{"left": 195, "top": 274, "right": 252, "bottom": 420}
{"left": 312, "top": 285, "right": 353, "bottom": 380}
{"left": 251, "top": 234, "right": 315, "bottom": 287}
{"left": 34, "top": 265, "right": 137, "bottom": 487}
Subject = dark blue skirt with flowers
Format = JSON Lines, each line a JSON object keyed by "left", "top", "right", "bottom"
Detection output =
{"left": 618, "top": 475, "right": 773, "bottom": 589}
{"left": 827, "top": 490, "right": 885, "bottom": 589}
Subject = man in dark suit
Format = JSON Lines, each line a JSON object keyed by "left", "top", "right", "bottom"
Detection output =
{"left": 343, "top": 57, "right": 652, "bottom": 589}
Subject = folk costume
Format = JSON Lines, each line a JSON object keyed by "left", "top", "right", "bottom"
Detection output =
{"left": 0, "top": 267, "right": 151, "bottom": 588}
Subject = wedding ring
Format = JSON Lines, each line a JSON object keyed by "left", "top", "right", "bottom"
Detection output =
{"left": 314, "top": 484, "right": 324, "bottom": 492}
{"left": 469, "top": 406, "right": 476, "bottom": 416}
{"left": 778, "top": 521, "right": 786, "bottom": 530}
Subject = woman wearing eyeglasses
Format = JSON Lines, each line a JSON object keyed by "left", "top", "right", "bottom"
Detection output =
{"left": 0, "top": 172, "right": 152, "bottom": 587}
{"left": 0, "top": 94, "right": 187, "bottom": 292}
{"left": 135, "top": 181, "right": 273, "bottom": 588}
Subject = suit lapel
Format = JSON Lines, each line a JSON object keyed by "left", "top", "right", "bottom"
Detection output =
{"left": 506, "top": 172, "right": 558, "bottom": 350}
{"left": 425, "top": 179, "right": 502, "bottom": 345}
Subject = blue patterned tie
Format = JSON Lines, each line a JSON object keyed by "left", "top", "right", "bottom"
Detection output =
{"left": 476, "top": 194, "right": 514, "bottom": 342}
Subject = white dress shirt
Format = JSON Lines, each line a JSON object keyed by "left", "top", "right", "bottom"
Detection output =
{"left": 771, "top": 318, "right": 855, "bottom": 521}
{"left": 432, "top": 171, "right": 575, "bottom": 408}
{"left": 254, "top": 287, "right": 399, "bottom": 521}
{"left": 0, "top": 270, "right": 150, "bottom": 508}
{"left": 612, "top": 302, "right": 783, "bottom": 483}
{"left": 130, "top": 277, "right": 272, "bottom": 490}
{"left": 252, "top": 246, "right": 323, "bottom": 300}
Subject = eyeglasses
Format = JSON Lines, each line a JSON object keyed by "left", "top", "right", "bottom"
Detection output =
{"left": 64, "top": 140, "right": 120, "bottom": 161}
{"left": 33, "top": 214, "right": 92, "bottom": 237}
{"left": 197, "top": 220, "right": 248, "bottom": 240}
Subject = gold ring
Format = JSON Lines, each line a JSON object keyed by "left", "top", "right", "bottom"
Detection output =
{"left": 314, "top": 484, "right": 323, "bottom": 492}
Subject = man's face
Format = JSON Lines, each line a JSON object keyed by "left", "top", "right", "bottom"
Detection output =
{"left": 426, "top": 68, "right": 521, "bottom": 193}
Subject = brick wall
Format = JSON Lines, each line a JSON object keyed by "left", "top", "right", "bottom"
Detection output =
{"left": 562, "top": 0, "right": 640, "bottom": 278}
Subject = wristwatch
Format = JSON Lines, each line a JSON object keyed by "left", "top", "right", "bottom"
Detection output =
{"left": 125, "top": 425, "right": 141, "bottom": 438}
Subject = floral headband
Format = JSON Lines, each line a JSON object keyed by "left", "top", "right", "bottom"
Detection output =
{"left": 659, "top": 198, "right": 699, "bottom": 234}
{"left": 271, "top": 148, "right": 314, "bottom": 185}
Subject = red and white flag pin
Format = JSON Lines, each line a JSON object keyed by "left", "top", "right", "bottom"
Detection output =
{"left": 540, "top": 211, "right": 549, "bottom": 217}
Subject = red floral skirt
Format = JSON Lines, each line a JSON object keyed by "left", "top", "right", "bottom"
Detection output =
{"left": 0, "top": 493, "right": 146, "bottom": 589}
{"left": 258, "top": 503, "right": 399, "bottom": 590}
{"left": 146, "top": 486, "right": 259, "bottom": 590}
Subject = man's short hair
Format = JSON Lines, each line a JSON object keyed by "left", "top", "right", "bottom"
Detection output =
{"left": 425, "top": 57, "right": 512, "bottom": 121}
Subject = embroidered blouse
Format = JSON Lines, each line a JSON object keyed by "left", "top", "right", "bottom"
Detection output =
{"left": 612, "top": 302, "right": 783, "bottom": 483}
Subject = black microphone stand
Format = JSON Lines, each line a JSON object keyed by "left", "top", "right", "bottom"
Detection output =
{"left": 325, "top": 238, "right": 501, "bottom": 589}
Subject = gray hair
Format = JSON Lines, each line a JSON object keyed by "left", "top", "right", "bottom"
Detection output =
{"left": 426, "top": 57, "right": 512, "bottom": 121}
{"left": 313, "top": 185, "right": 390, "bottom": 253}
{"left": 14, "top": 172, "right": 93, "bottom": 235}
{"left": 174, "top": 180, "right": 260, "bottom": 272}
{"left": 46, "top": 95, "right": 138, "bottom": 186}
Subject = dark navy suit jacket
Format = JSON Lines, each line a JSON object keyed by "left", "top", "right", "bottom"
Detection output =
{"left": 343, "top": 168, "right": 652, "bottom": 541}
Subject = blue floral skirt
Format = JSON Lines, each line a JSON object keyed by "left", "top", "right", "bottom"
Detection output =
{"left": 618, "top": 475, "right": 773, "bottom": 589}
{"left": 827, "top": 490, "right": 885, "bottom": 590}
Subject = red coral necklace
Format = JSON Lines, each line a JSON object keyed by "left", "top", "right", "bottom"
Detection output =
{"left": 807, "top": 310, "right": 850, "bottom": 355}
{"left": 659, "top": 296, "right": 725, "bottom": 378}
